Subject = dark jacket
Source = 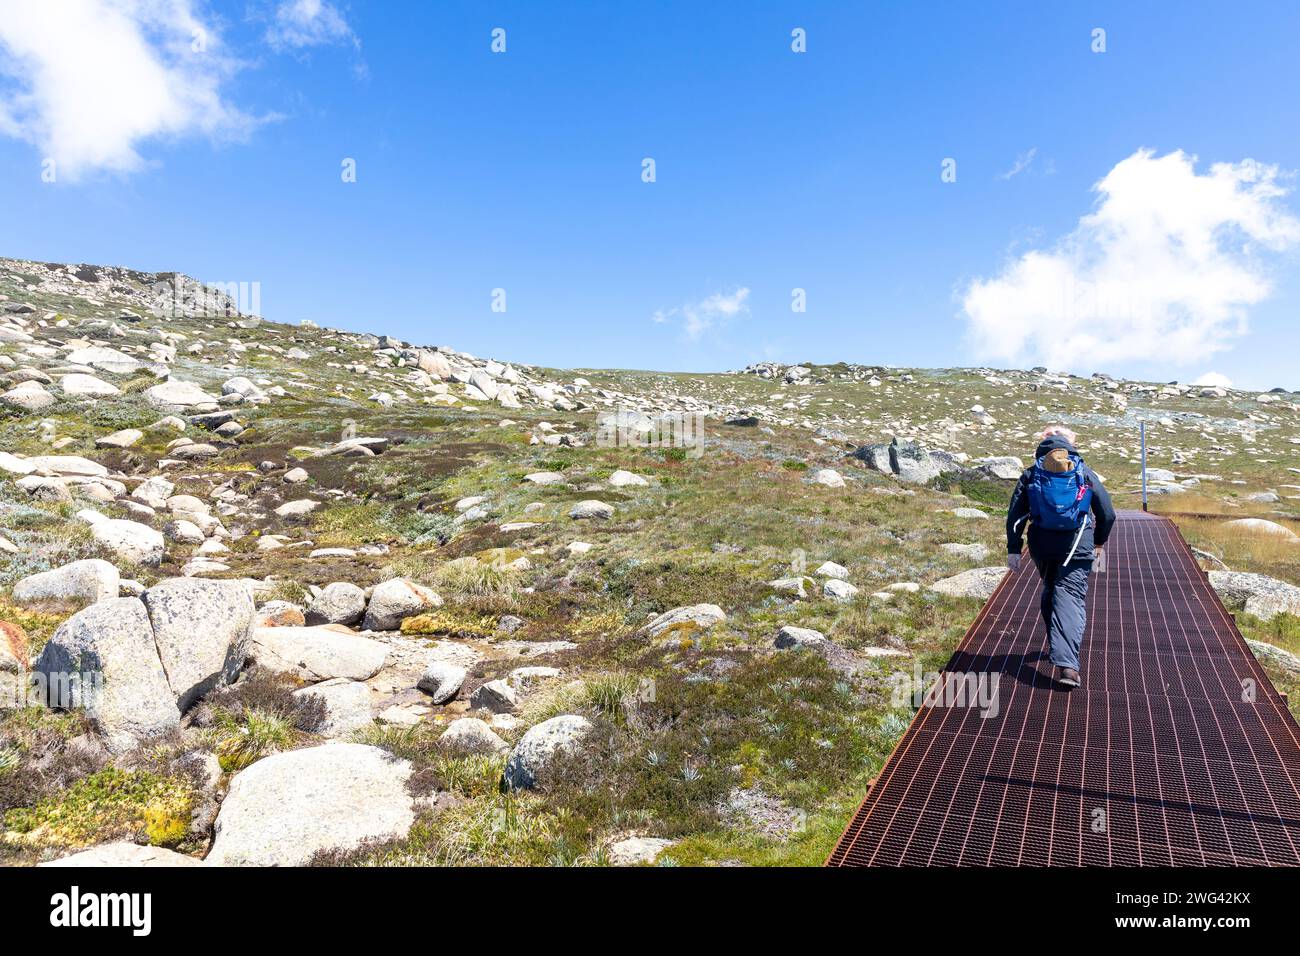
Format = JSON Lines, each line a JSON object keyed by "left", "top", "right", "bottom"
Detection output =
{"left": 1006, "top": 435, "right": 1115, "bottom": 562}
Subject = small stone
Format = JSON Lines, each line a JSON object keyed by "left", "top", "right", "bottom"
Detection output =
{"left": 811, "top": 468, "right": 845, "bottom": 488}
{"left": 13, "top": 559, "right": 120, "bottom": 607}
{"left": 502, "top": 714, "right": 593, "bottom": 791}
{"left": 276, "top": 499, "right": 320, "bottom": 518}
{"left": 523, "top": 471, "right": 566, "bottom": 485}
{"left": 363, "top": 578, "right": 443, "bottom": 631}
{"left": 61, "top": 373, "right": 120, "bottom": 398}
{"left": 1, "top": 381, "right": 55, "bottom": 410}
{"left": 930, "top": 567, "right": 1008, "bottom": 600}
{"left": 95, "top": 428, "right": 143, "bottom": 448}
{"left": 292, "top": 679, "right": 373, "bottom": 737}
{"left": 439, "top": 717, "right": 508, "bottom": 755}
{"left": 255, "top": 601, "right": 306, "bottom": 628}
{"left": 306, "top": 582, "right": 367, "bottom": 626}
{"left": 608, "top": 836, "right": 675, "bottom": 866}
{"left": 642, "top": 604, "right": 726, "bottom": 639}
{"left": 417, "top": 661, "right": 467, "bottom": 704}
{"left": 470, "top": 679, "right": 518, "bottom": 714}
{"left": 608, "top": 470, "right": 648, "bottom": 487}
{"left": 824, "top": 579, "right": 860, "bottom": 602}
{"left": 569, "top": 499, "right": 614, "bottom": 520}
{"left": 774, "top": 625, "right": 828, "bottom": 650}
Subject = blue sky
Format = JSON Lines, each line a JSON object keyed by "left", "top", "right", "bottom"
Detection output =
{"left": 2, "top": 1, "right": 1299, "bottom": 389}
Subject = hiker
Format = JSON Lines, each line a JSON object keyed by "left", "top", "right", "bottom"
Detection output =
{"left": 1006, "top": 426, "right": 1115, "bottom": 688}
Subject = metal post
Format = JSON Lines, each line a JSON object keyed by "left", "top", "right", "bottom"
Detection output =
{"left": 1140, "top": 421, "right": 1148, "bottom": 512}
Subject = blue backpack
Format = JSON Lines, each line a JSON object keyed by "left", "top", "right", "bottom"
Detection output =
{"left": 1027, "top": 454, "right": 1093, "bottom": 532}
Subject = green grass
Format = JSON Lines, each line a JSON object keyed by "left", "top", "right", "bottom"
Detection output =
{"left": 208, "top": 708, "right": 297, "bottom": 772}
{"left": 4, "top": 767, "right": 195, "bottom": 850}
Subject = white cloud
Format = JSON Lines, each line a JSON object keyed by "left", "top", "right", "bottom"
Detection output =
{"left": 266, "top": 0, "right": 357, "bottom": 51}
{"left": 997, "top": 147, "right": 1037, "bottom": 181}
{"left": 653, "top": 287, "right": 750, "bottom": 341}
{"left": 0, "top": 0, "right": 257, "bottom": 180}
{"left": 1193, "top": 371, "right": 1233, "bottom": 388}
{"left": 962, "top": 149, "right": 1300, "bottom": 371}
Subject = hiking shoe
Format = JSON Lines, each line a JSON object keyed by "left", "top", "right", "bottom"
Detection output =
{"left": 1056, "top": 667, "right": 1081, "bottom": 688}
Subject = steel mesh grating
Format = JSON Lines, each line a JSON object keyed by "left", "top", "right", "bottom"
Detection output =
{"left": 827, "top": 511, "right": 1300, "bottom": 866}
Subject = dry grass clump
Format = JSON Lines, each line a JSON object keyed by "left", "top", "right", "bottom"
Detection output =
{"left": 433, "top": 555, "right": 523, "bottom": 596}
{"left": 1176, "top": 516, "right": 1300, "bottom": 583}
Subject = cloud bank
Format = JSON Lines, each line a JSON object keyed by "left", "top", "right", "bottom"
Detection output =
{"left": 961, "top": 149, "right": 1300, "bottom": 371}
{"left": 0, "top": 0, "right": 258, "bottom": 180}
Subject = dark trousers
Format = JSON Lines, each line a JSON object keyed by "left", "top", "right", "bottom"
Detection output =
{"left": 1032, "top": 557, "right": 1092, "bottom": 671}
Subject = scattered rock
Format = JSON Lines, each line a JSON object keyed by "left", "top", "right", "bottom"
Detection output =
{"left": 815, "top": 561, "right": 849, "bottom": 580}
{"left": 470, "top": 678, "right": 518, "bottom": 714}
{"left": 363, "top": 578, "right": 443, "bottom": 631}
{"left": 941, "top": 542, "right": 990, "bottom": 561}
{"left": 206, "top": 744, "right": 415, "bottom": 866}
{"left": 773, "top": 625, "right": 829, "bottom": 650}
{"left": 523, "top": 471, "right": 566, "bottom": 485}
{"left": 854, "top": 437, "right": 939, "bottom": 485}
{"left": 811, "top": 468, "right": 845, "bottom": 488}
{"left": 78, "top": 511, "right": 165, "bottom": 566}
{"left": 34, "top": 598, "right": 178, "bottom": 753}
{"left": 141, "top": 577, "right": 252, "bottom": 710}
{"left": 275, "top": 499, "right": 321, "bottom": 518}
{"left": 145, "top": 379, "right": 219, "bottom": 411}
{"left": 608, "top": 836, "right": 675, "bottom": 866}
{"left": 973, "top": 456, "right": 1024, "bottom": 480}
{"left": 570, "top": 499, "right": 614, "bottom": 519}
{"left": 823, "top": 579, "right": 859, "bottom": 602}
{"left": 248, "top": 626, "right": 389, "bottom": 681}
{"left": 132, "top": 475, "right": 176, "bottom": 509}
{"left": 61, "top": 373, "right": 120, "bottom": 398}
{"left": 95, "top": 428, "right": 143, "bottom": 448}
{"left": 39, "top": 843, "right": 202, "bottom": 867}
{"left": 306, "top": 582, "right": 367, "bottom": 626}
{"left": 254, "top": 601, "right": 306, "bottom": 628}
{"left": 1, "top": 381, "right": 55, "bottom": 410}
{"left": 439, "top": 717, "right": 508, "bottom": 755}
{"left": 292, "top": 678, "right": 373, "bottom": 737}
{"left": 1209, "top": 571, "right": 1300, "bottom": 621}
{"left": 642, "top": 603, "right": 727, "bottom": 639}
{"left": 768, "top": 575, "right": 813, "bottom": 598}
{"left": 417, "top": 661, "right": 467, "bottom": 704}
{"left": 65, "top": 346, "right": 143, "bottom": 375}
{"left": 1247, "top": 640, "right": 1300, "bottom": 677}
{"left": 608, "top": 470, "right": 648, "bottom": 487}
{"left": 13, "top": 559, "right": 120, "bottom": 607}
{"left": 164, "top": 519, "right": 205, "bottom": 545}
{"left": 930, "top": 566, "right": 1007, "bottom": 600}
{"left": 502, "top": 714, "right": 593, "bottom": 790}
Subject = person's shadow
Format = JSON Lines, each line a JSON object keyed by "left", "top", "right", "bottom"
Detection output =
{"left": 947, "top": 648, "right": 1059, "bottom": 690}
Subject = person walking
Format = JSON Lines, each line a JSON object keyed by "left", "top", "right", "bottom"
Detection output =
{"left": 1006, "top": 426, "right": 1116, "bottom": 688}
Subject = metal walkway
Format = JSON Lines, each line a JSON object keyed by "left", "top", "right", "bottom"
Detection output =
{"left": 827, "top": 511, "right": 1300, "bottom": 866}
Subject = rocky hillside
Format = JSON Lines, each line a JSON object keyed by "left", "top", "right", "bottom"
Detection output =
{"left": 2, "top": 256, "right": 1299, "bottom": 867}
